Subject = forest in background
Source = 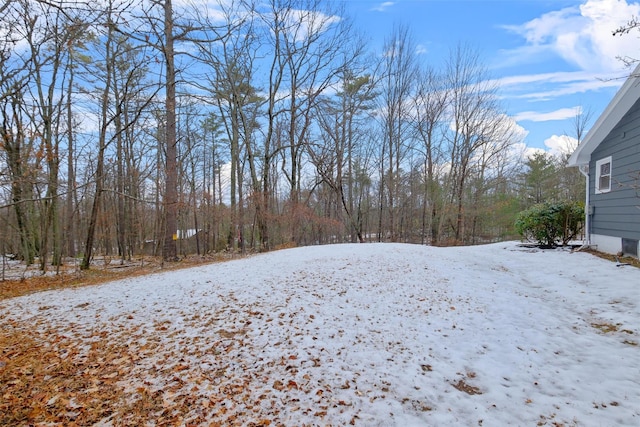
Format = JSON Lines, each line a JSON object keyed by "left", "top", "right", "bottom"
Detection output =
{"left": 0, "top": 0, "right": 586, "bottom": 271}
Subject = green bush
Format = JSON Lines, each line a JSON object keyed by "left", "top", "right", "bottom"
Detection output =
{"left": 515, "top": 201, "right": 584, "bottom": 247}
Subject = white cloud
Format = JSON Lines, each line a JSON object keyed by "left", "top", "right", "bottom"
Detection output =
{"left": 503, "top": 0, "right": 640, "bottom": 73}
{"left": 510, "top": 77, "right": 623, "bottom": 101}
{"left": 499, "top": 121, "right": 535, "bottom": 168}
{"left": 371, "top": 2, "right": 395, "bottom": 12}
{"left": 504, "top": 114, "right": 530, "bottom": 142}
{"left": 506, "top": 121, "right": 579, "bottom": 162}
{"left": 517, "top": 139, "right": 576, "bottom": 162}
{"left": 263, "top": 8, "right": 341, "bottom": 43}
{"left": 446, "top": 113, "right": 529, "bottom": 144}
{"left": 544, "top": 134, "right": 579, "bottom": 157}
{"left": 495, "top": 69, "right": 626, "bottom": 102}
{"left": 173, "top": 0, "right": 227, "bottom": 23}
{"left": 514, "top": 107, "right": 581, "bottom": 122}
{"left": 495, "top": 70, "right": 604, "bottom": 87}
{"left": 291, "top": 9, "right": 341, "bottom": 41}
{"left": 514, "top": 142, "right": 546, "bottom": 161}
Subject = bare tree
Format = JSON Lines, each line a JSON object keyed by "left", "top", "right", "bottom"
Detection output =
{"left": 192, "top": 1, "right": 260, "bottom": 252}
{"left": 554, "top": 107, "right": 594, "bottom": 202}
{"left": 614, "top": 18, "right": 640, "bottom": 66}
{"left": 80, "top": 4, "right": 117, "bottom": 269}
{"left": 160, "top": 0, "right": 179, "bottom": 261}
{"left": 135, "top": 0, "right": 235, "bottom": 260}
{"left": 2, "top": 0, "right": 75, "bottom": 269}
{"left": 81, "top": 1, "right": 156, "bottom": 270}
{"left": 411, "top": 66, "right": 448, "bottom": 244}
{"left": 377, "top": 24, "right": 419, "bottom": 241}
{"left": 0, "top": 73, "right": 38, "bottom": 264}
{"left": 443, "top": 44, "right": 506, "bottom": 243}
{"left": 0, "top": 0, "right": 37, "bottom": 263}
{"left": 311, "top": 68, "right": 376, "bottom": 243}
{"left": 257, "top": 0, "right": 354, "bottom": 245}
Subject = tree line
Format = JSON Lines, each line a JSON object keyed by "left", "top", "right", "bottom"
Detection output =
{"left": 0, "top": 0, "right": 584, "bottom": 270}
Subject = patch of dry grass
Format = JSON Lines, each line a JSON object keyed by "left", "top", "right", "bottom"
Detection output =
{"left": 582, "top": 249, "right": 640, "bottom": 269}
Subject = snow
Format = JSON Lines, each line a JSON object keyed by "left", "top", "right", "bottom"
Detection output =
{"left": 1, "top": 241, "right": 639, "bottom": 425}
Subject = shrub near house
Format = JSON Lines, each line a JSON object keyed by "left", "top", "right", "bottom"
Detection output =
{"left": 515, "top": 201, "right": 584, "bottom": 247}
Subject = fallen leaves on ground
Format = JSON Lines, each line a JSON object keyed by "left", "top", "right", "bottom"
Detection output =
{"left": 1, "top": 243, "right": 638, "bottom": 425}
{"left": 1, "top": 324, "right": 123, "bottom": 425}
{"left": 0, "top": 319, "right": 275, "bottom": 426}
{"left": 1, "top": 300, "right": 362, "bottom": 425}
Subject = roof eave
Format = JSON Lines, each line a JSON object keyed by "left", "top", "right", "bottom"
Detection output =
{"left": 567, "top": 63, "right": 640, "bottom": 168}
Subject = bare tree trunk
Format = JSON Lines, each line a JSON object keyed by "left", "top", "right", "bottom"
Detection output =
{"left": 378, "top": 25, "right": 418, "bottom": 242}
{"left": 81, "top": 23, "right": 113, "bottom": 270}
{"left": 162, "top": 0, "right": 178, "bottom": 261}
{"left": 65, "top": 61, "right": 76, "bottom": 258}
{"left": 2, "top": 91, "right": 38, "bottom": 264}
{"left": 115, "top": 83, "right": 126, "bottom": 262}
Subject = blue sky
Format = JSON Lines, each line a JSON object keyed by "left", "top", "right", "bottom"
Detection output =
{"left": 342, "top": 0, "right": 640, "bottom": 156}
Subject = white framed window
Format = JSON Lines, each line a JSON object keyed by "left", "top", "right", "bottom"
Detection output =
{"left": 595, "top": 156, "right": 612, "bottom": 194}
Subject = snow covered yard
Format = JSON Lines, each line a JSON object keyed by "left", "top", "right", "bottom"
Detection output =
{"left": 1, "top": 242, "right": 639, "bottom": 426}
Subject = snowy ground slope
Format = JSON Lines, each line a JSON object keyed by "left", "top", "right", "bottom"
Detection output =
{"left": 1, "top": 242, "right": 639, "bottom": 426}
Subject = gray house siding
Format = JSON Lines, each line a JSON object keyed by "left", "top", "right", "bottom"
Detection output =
{"left": 589, "top": 97, "right": 640, "bottom": 241}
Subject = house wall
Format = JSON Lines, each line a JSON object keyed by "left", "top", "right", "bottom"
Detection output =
{"left": 589, "top": 97, "right": 640, "bottom": 253}
{"left": 590, "top": 233, "right": 627, "bottom": 255}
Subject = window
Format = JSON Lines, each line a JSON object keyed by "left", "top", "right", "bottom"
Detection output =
{"left": 595, "top": 156, "right": 612, "bottom": 194}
